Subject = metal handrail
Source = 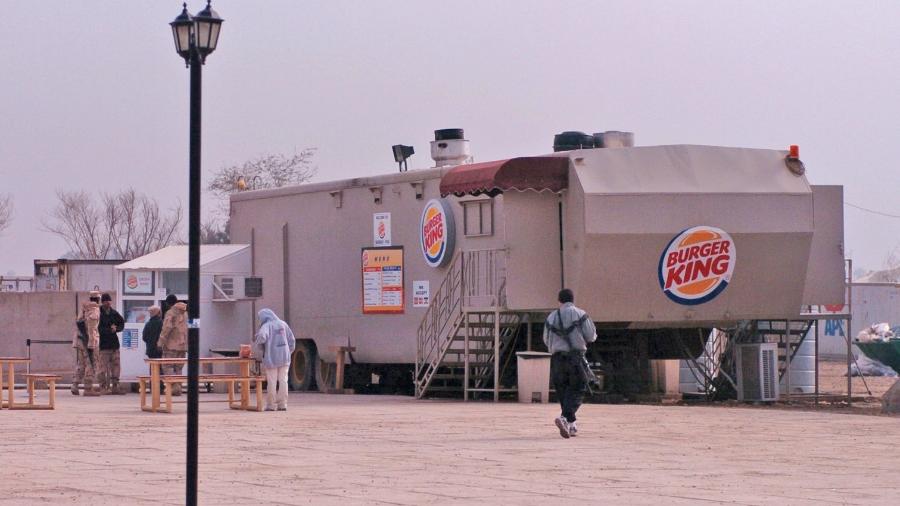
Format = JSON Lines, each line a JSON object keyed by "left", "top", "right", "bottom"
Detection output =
{"left": 416, "top": 251, "right": 464, "bottom": 383}
{"left": 415, "top": 248, "right": 508, "bottom": 394}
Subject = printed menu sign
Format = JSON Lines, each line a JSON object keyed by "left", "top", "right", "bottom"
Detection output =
{"left": 362, "top": 247, "right": 404, "bottom": 314}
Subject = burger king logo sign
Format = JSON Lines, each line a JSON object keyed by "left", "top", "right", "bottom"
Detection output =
{"left": 420, "top": 199, "right": 455, "bottom": 267}
{"left": 658, "top": 226, "right": 735, "bottom": 305}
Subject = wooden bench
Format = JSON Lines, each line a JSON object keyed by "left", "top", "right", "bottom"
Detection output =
{"left": 8, "top": 374, "right": 63, "bottom": 410}
{"left": 137, "top": 374, "right": 264, "bottom": 414}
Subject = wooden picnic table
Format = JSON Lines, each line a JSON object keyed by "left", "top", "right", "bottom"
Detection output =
{"left": 0, "top": 357, "right": 31, "bottom": 409}
{"left": 144, "top": 357, "right": 257, "bottom": 413}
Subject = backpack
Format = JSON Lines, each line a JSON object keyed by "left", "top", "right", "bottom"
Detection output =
{"left": 546, "top": 310, "right": 588, "bottom": 343}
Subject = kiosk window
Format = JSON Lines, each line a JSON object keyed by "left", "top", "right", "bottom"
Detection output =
{"left": 162, "top": 271, "right": 188, "bottom": 296}
{"left": 124, "top": 300, "right": 151, "bottom": 324}
{"left": 463, "top": 200, "right": 493, "bottom": 237}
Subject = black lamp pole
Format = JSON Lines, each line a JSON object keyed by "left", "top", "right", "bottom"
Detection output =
{"left": 170, "top": 3, "right": 223, "bottom": 505}
{"left": 186, "top": 41, "right": 202, "bottom": 506}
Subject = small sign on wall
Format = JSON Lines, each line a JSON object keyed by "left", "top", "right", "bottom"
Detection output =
{"left": 374, "top": 212, "right": 392, "bottom": 247}
{"left": 413, "top": 280, "right": 430, "bottom": 308}
{"left": 122, "top": 329, "right": 141, "bottom": 350}
{"left": 122, "top": 270, "right": 154, "bottom": 295}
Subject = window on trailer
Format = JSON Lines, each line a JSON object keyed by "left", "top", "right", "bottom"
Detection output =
{"left": 463, "top": 200, "right": 493, "bottom": 237}
{"left": 162, "top": 271, "right": 188, "bottom": 296}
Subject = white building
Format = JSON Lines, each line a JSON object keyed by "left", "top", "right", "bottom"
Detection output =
{"left": 0, "top": 276, "right": 33, "bottom": 292}
{"left": 113, "top": 245, "right": 258, "bottom": 381}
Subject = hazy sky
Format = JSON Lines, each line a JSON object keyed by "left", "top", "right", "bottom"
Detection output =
{"left": 2, "top": 1, "right": 899, "bottom": 275}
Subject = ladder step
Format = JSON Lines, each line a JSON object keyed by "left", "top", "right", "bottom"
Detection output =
{"left": 422, "top": 386, "right": 463, "bottom": 392}
{"left": 451, "top": 336, "right": 496, "bottom": 342}
{"left": 441, "top": 361, "right": 493, "bottom": 367}
{"left": 446, "top": 349, "right": 494, "bottom": 354}
{"left": 431, "top": 374, "right": 464, "bottom": 380}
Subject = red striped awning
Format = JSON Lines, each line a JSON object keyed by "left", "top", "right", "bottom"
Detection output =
{"left": 439, "top": 156, "right": 569, "bottom": 197}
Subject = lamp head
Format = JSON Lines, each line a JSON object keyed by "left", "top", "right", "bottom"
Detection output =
{"left": 392, "top": 144, "right": 415, "bottom": 164}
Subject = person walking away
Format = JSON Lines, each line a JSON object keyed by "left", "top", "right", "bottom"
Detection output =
{"left": 158, "top": 299, "right": 188, "bottom": 396}
{"left": 72, "top": 291, "right": 101, "bottom": 396}
{"left": 97, "top": 293, "right": 126, "bottom": 395}
{"left": 254, "top": 308, "right": 296, "bottom": 411}
{"left": 543, "top": 288, "right": 597, "bottom": 439}
{"left": 142, "top": 306, "right": 163, "bottom": 359}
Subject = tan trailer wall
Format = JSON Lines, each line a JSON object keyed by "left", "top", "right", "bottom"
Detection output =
{"left": 502, "top": 191, "right": 562, "bottom": 310}
{"left": 563, "top": 174, "right": 587, "bottom": 307}
{"left": 802, "top": 185, "right": 846, "bottom": 305}
{"left": 573, "top": 193, "right": 814, "bottom": 324}
{"left": 231, "top": 174, "right": 510, "bottom": 364}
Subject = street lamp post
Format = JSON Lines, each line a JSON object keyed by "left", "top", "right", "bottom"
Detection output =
{"left": 169, "top": 3, "right": 223, "bottom": 505}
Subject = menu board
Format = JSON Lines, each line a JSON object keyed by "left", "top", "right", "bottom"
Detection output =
{"left": 362, "top": 247, "right": 404, "bottom": 314}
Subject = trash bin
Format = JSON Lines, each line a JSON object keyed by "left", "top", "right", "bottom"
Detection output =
{"left": 516, "top": 351, "right": 552, "bottom": 403}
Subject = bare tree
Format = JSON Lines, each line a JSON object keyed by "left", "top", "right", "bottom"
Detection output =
{"left": 44, "top": 189, "right": 182, "bottom": 260}
{"left": 0, "top": 194, "right": 12, "bottom": 234}
{"left": 200, "top": 220, "right": 230, "bottom": 245}
{"left": 208, "top": 150, "right": 316, "bottom": 199}
{"left": 205, "top": 150, "right": 316, "bottom": 243}
{"left": 881, "top": 245, "right": 900, "bottom": 282}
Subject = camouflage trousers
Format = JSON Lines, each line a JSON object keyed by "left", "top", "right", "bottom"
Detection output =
{"left": 161, "top": 350, "right": 186, "bottom": 375}
{"left": 97, "top": 349, "right": 121, "bottom": 388}
{"left": 161, "top": 350, "right": 186, "bottom": 395}
{"left": 73, "top": 346, "right": 97, "bottom": 383}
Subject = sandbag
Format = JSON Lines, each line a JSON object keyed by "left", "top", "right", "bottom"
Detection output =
{"left": 848, "top": 355, "right": 898, "bottom": 377}
{"left": 881, "top": 380, "right": 900, "bottom": 414}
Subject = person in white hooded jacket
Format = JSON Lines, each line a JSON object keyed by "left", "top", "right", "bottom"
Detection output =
{"left": 254, "top": 308, "right": 296, "bottom": 411}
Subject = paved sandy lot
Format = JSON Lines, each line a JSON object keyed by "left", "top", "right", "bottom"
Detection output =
{"left": 1, "top": 391, "right": 898, "bottom": 505}
{"left": 818, "top": 359, "right": 897, "bottom": 399}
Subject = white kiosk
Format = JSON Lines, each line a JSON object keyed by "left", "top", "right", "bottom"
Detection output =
{"left": 114, "top": 244, "right": 258, "bottom": 382}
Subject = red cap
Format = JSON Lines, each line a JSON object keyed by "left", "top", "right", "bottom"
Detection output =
{"left": 789, "top": 145, "right": 799, "bottom": 158}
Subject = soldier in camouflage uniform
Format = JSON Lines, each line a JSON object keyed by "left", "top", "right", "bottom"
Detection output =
{"left": 97, "top": 293, "right": 125, "bottom": 395}
{"left": 71, "top": 292, "right": 102, "bottom": 396}
{"left": 159, "top": 298, "right": 188, "bottom": 396}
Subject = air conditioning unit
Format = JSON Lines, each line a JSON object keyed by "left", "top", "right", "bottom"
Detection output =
{"left": 736, "top": 343, "right": 779, "bottom": 402}
{"left": 213, "top": 275, "right": 263, "bottom": 301}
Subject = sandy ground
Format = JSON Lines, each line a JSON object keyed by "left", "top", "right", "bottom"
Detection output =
{"left": 1, "top": 390, "right": 899, "bottom": 506}
{"left": 817, "top": 359, "right": 897, "bottom": 399}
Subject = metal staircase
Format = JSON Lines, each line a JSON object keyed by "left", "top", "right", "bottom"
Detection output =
{"left": 415, "top": 249, "right": 526, "bottom": 400}
{"left": 680, "top": 329, "right": 730, "bottom": 398}
{"left": 754, "top": 320, "right": 814, "bottom": 381}
{"left": 681, "top": 318, "right": 814, "bottom": 400}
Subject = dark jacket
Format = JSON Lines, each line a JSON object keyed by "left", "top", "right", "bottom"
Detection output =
{"left": 98, "top": 306, "right": 125, "bottom": 350}
{"left": 142, "top": 315, "right": 163, "bottom": 358}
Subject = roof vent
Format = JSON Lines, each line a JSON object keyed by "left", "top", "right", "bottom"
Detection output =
{"left": 431, "top": 128, "right": 472, "bottom": 167}
{"left": 553, "top": 131, "right": 595, "bottom": 152}
{"left": 593, "top": 131, "right": 634, "bottom": 148}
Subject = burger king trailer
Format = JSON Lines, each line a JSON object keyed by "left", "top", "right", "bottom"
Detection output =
{"left": 229, "top": 130, "right": 846, "bottom": 399}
